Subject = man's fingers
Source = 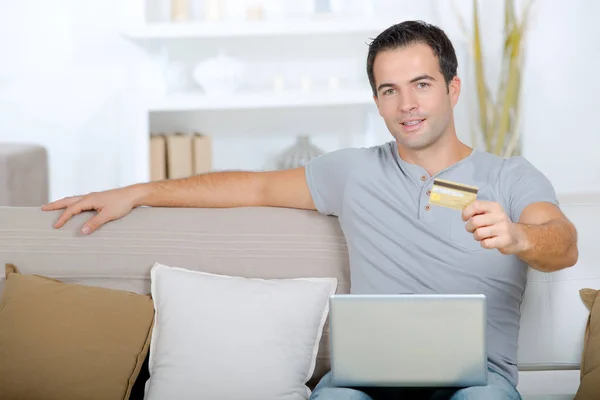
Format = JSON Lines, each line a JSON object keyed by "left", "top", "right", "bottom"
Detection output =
{"left": 480, "top": 237, "right": 497, "bottom": 250}
{"left": 53, "top": 201, "right": 95, "bottom": 228}
{"left": 480, "top": 236, "right": 511, "bottom": 251}
{"left": 42, "top": 196, "right": 83, "bottom": 211}
{"left": 465, "top": 213, "right": 498, "bottom": 233}
{"left": 81, "top": 212, "right": 113, "bottom": 235}
{"left": 473, "top": 226, "right": 496, "bottom": 241}
{"left": 462, "top": 200, "right": 497, "bottom": 221}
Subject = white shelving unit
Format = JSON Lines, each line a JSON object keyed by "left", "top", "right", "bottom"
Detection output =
{"left": 149, "top": 89, "right": 374, "bottom": 112}
{"left": 123, "top": 17, "right": 403, "bottom": 39}
{"left": 120, "top": 1, "right": 395, "bottom": 183}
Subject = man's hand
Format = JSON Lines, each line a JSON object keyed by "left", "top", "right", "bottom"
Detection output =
{"left": 41, "top": 185, "right": 149, "bottom": 235}
{"left": 462, "top": 200, "right": 528, "bottom": 255}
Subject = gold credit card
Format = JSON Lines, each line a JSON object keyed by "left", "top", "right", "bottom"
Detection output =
{"left": 429, "top": 179, "right": 478, "bottom": 210}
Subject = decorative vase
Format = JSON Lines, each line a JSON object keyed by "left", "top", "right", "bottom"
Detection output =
{"left": 274, "top": 135, "right": 325, "bottom": 170}
{"left": 192, "top": 51, "right": 245, "bottom": 95}
{"left": 314, "top": 0, "right": 332, "bottom": 14}
{"left": 462, "top": 0, "right": 530, "bottom": 158}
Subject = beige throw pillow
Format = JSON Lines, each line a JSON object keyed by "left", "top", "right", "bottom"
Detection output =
{"left": 575, "top": 288, "right": 600, "bottom": 399}
{"left": 0, "top": 264, "right": 155, "bottom": 400}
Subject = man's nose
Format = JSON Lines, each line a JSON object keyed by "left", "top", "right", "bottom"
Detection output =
{"left": 398, "top": 92, "right": 418, "bottom": 113}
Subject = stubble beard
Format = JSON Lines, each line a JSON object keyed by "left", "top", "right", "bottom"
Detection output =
{"left": 395, "top": 125, "right": 445, "bottom": 152}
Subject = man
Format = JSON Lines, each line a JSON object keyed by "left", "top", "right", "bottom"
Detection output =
{"left": 43, "top": 20, "right": 577, "bottom": 400}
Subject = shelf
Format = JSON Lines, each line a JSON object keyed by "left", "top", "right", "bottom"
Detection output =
{"left": 149, "top": 89, "right": 375, "bottom": 112}
{"left": 122, "top": 18, "right": 403, "bottom": 39}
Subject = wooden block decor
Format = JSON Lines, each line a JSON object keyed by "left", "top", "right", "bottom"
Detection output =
{"left": 192, "top": 133, "right": 212, "bottom": 175}
{"left": 166, "top": 133, "right": 193, "bottom": 179}
{"left": 149, "top": 133, "right": 213, "bottom": 181}
{"left": 150, "top": 135, "right": 167, "bottom": 181}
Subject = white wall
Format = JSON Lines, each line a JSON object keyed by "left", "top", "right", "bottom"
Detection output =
{"left": 434, "top": 0, "right": 600, "bottom": 195}
{"left": 0, "top": 0, "right": 151, "bottom": 200}
{"left": 0, "top": 0, "right": 597, "bottom": 201}
{"left": 520, "top": 0, "right": 600, "bottom": 195}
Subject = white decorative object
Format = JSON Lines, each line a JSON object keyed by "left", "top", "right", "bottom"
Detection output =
{"left": 164, "top": 61, "right": 188, "bottom": 93}
{"left": 275, "top": 135, "right": 325, "bottom": 170}
{"left": 192, "top": 51, "right": 245, "bottom": 95}
{"left": 144, "top": 262, "right": 337, "bottom": 400}
{"left": 205, "top": 0, "right": 223, "bottom": 21}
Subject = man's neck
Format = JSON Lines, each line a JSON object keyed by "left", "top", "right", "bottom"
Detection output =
{"left": 397, "top": 139, "right": 473, "bottom": 177}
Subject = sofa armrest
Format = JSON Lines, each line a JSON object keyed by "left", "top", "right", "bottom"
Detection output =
{"left": 0, "top": 143, "right": 49, "bottom": 206}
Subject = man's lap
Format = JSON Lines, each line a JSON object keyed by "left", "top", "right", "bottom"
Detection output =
{"left": 309, "top": 368, "right": 521, "bottom": 400}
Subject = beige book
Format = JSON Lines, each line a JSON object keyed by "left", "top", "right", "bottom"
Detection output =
{"left": 166, "top": 133, "right": 193, "bottom": 179}
{"left": 149, "top": 135, "right": 166, "bottom": 181}
{"left": 192, "top": 134, "right": 212, "bottom": 175}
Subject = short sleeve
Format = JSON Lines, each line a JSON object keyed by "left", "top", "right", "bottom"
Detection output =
{"left": 500, "top": 156, "right": 559, "bottom": 222}
{"left": 304, "top": 147, "right": 367, "bottom": 216}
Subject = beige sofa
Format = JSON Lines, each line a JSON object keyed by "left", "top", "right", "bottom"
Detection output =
{"left": 0, "top": 193, "right": 598, "bottom": 399}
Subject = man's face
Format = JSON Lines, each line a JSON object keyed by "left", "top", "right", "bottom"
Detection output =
{"left": 372, "top": 43, "right": 460, "bottom": 151}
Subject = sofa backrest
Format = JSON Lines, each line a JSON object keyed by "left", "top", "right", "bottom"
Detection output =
{"left": 0, "top": 194, "right": 599, "bottom": 385}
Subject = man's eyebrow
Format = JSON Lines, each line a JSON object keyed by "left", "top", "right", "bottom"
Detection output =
{"left": 410, "top": 74, "right": 436, "bottom": 83}
{"left": 376, "top": 83, "right": 395, "bottom": 92}
{"left": 376, "top": 75, "right": 436, "bottom": 92}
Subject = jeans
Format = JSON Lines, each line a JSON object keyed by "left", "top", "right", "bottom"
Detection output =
{"left": 309, "top": 368, "right": 522, "bottom": 400}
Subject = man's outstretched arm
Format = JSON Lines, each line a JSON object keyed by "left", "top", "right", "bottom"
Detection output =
{"left": 42, "top": 167, "right": 316, "bottom": 234}
{"left": 512, "top": 202, "right": 578, "bottom": 272}
{"left": 463, "top": 200, "right": 578, "bottom": 272}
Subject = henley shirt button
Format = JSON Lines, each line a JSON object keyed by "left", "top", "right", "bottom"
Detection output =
{"left": 425, "top": 205, "right": 431, "bottom": 211}
{"left": 426, "top": 190, "right": 431, "bottom": 196}
{"left": 420, "top": 175, "right": 427, "bottom": 181}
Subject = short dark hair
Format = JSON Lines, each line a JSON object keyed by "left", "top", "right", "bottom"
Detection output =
{"left": 366, "top": 20, "right": 458, "bottom": 96}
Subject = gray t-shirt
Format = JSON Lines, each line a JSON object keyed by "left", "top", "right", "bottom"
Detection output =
{"left": 305, "top": 141, "right": 559, "bottom": 387}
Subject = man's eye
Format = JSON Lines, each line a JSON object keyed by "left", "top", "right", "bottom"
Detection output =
{"left": 417, "top": 82, "right": 430, "bottom": 88}
{"left": 384, "top": 88, "right": 395, "bottom": 95}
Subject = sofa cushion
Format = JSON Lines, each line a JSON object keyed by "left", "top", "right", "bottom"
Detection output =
{"left": 0, "top": 264, "right": 155, "bottom": 400}
{"left": 574, "top": 288, "right": 600, "bottom": 399}
{"left": 144, "top": 262, "right": 337, "bottom": 400}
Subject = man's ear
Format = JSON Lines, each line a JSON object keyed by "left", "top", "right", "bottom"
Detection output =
{"left": 449, "top": 76, "right": 461, "bottom": 107}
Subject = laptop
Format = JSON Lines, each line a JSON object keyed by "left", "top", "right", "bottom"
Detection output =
{"left": 328, "top": 294, "right": 488, "bottom": 388}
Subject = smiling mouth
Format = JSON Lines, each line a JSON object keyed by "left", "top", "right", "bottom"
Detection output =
{"left": 401, "top": 119, "right": 425, "bottom": 126}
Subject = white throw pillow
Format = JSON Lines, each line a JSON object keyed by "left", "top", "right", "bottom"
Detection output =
{"left": 144, "top": 262, "right": 337, "bottom": 400}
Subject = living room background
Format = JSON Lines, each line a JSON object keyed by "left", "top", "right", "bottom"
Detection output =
{"left": 0, "top": 0, "right": 597, "bottom": 202}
